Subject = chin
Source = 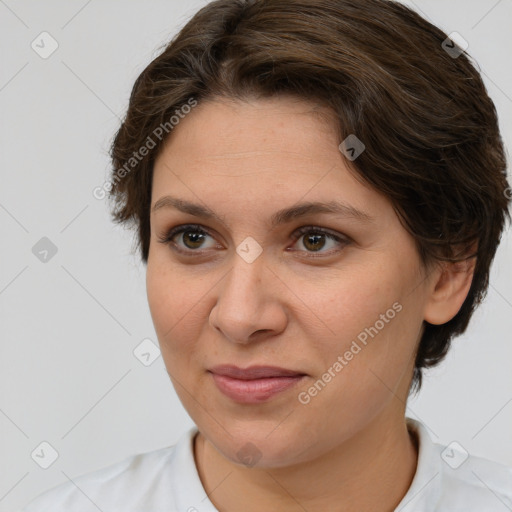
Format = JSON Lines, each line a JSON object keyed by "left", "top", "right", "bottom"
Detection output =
{"left": 204, "top": 420, "right": 319, "bottom": 469}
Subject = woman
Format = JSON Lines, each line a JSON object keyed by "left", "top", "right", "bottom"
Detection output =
{"left": 20, "top": 0, "right": 512, "bottom": 510}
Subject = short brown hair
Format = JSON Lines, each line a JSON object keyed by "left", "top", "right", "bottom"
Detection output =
{"left": 108, "top": 0, "right": 511, "bottom": 394}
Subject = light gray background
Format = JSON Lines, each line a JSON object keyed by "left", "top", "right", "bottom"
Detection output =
{"left": 1, "top": 1, "right": 511, "bottom": 510}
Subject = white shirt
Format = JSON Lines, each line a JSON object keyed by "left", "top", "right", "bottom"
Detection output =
{"left": 18, "top": 418, "right": 512, "bottom": 511}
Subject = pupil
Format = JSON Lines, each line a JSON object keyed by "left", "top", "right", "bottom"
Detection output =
{"left": 304, "top": 233, "right": 325, "bottom": 251}
{"left": 184, "top": 231, "right": 204, "bottom": 248}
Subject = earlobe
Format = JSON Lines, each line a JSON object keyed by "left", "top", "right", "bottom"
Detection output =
{"left": 423, "top": 256, "right": 476, "bottom": 325}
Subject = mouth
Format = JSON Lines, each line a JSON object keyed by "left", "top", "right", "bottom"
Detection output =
{"left": 208, "top": 365, "right": 307, "bottom": 404}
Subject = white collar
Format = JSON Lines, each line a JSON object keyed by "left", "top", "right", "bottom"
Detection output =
{"left": 395, "top": 417, "right": 442, "bottom": 511}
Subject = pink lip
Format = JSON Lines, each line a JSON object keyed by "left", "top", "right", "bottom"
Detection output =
{"left": 209, "top": 365, "right": 307, "bottom": 403}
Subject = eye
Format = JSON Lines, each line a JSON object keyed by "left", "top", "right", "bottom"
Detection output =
{"left": 157, "top": 223, "right": 350, "bottom": 257}
{"left": 157, "top": 224, "right": 219, "bottom": 254}
{"left": 289, "top": 226, "right": 349, "bottom": 257}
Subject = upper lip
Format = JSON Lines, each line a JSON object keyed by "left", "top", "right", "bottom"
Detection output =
{"left": 209, "top": 365, "right": 306, "bottom": 380}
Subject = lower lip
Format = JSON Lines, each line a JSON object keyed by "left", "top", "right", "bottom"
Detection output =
{"left": 210, "top": 373, "right": 305, "bottom": 403}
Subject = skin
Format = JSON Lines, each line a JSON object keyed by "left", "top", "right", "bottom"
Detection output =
{"left": 146, "top": 95, "right": 475, "bottom": 511}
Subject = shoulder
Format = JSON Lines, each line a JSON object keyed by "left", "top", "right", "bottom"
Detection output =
{"left": 437, "top": 447, "right": 512, "bottom": 510}
{"left": 19, "top": 428, "right": 197, "bottom": 512}
{"left": 402, "top": 418, "right": 512, "bottom": 512}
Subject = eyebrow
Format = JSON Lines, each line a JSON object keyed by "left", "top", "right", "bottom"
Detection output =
{"left": 151, "top": 195, "right": 375, "bottom": 228}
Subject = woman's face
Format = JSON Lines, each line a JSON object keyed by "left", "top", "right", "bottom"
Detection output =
{"left": 147, "top": 95, "right": 434, "bottom": 467}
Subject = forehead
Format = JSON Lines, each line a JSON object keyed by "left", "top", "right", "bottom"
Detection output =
{"left": 151, "top": 96, "right": 390, "bottom": 221}
{"left": 155, "top": 95, "right": 340, "bottom": 167}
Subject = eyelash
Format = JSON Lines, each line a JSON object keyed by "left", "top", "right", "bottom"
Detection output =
{"left": 157, "top": 223, "right": 350, "bottom": 258}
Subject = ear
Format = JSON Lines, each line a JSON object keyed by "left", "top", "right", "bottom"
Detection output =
{"left": 423, "top": 254, "right": 477, "bottom": 325}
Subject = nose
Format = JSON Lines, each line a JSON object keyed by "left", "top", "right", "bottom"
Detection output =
{"left": 209, "top": 248, "right": 288, "bottom": 345}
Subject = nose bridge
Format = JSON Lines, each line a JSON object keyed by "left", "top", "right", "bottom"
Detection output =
{"left": 224, "top": 245, "right": 266, "bottom": 304}
{"left": 211, "top": 243, "right": 284, "bottom": 343}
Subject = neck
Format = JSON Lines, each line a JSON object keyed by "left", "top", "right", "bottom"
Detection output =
{"left": 194, "top": 412, "right": 419, "bottom": 512}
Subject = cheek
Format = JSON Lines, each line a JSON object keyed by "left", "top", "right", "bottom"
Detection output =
{"left": 303, "top": 264, "right": 400, "bottom": 345}
{"left": 146, "top": 256, "right": 206, "bottom": 348}
{"left": 302, "top": 260, "right": 420, "bottom": 387}
{"left": 295, "top": 286, "right": 418, "bottom": 446}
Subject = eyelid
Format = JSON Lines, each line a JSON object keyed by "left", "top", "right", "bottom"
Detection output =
{"left": 291, "top": 225, "right": 349, "bottom": 243}
{"left": 156, "top": 223, "right": 219, "bottom": 249}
